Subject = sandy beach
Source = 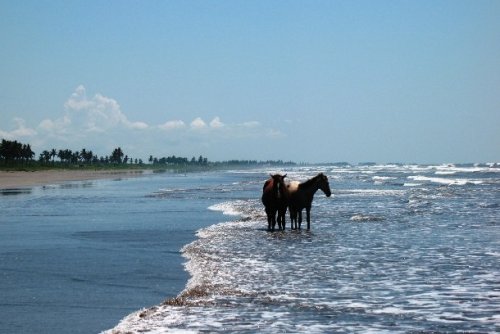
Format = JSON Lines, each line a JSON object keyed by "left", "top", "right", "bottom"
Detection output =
{"left": 0, "top": 169, "right": 148, "bottom": 189}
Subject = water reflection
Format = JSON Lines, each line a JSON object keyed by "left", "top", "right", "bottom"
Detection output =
{"left": 0, "top": 188, "right": 32, "bottom": 196}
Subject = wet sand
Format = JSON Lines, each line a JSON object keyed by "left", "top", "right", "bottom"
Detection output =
{"left": 0, "top": 169, "right": 148, "bottom": 189}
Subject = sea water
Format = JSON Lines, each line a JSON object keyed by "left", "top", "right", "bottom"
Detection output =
{"left": 0, "top": 171, "right": 235, "bottom": 333}
{"left": 1, "top": 165, "right": 498, "bottom": 333}
{"left": 106, "top": 164, "right": 500, "bottom": 333}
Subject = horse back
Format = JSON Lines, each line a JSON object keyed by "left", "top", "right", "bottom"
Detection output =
{"left": 287, "top": 181, "right": 308, "bottom": 209}
{"left": 287, "top": 181, "right": 300, "bottom": 193}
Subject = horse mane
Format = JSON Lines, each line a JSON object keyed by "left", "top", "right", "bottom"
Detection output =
{"left": 264, "top": 174, "right": 287, "bottom": 195}
{"left": 299, "top": 173, "right": 324, "bottom": 189}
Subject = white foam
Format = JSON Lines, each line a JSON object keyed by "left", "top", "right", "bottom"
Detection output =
{"left": 372, "top": 306, "right": 414, "bottom": 315}
{"left": 404, "top": 182, "right": 422, "bottom": 187}
{"left": 350, "top": 214, "right": 384, "bottom": 222}
{"left": 408, "top": 175, "right": 483, "bottom": 186}
{"left": 434, "top": 170, "right": 457, "bottom": 175}
{"left": 101, "top": 305, "right": 198, "bottom": 334}
{"left": 208, "top": 201, "right": 245, "bottom": 216}
{"left": 485, "top": 251, "right": 500, "bottom": 257}
{"left": 372, "top": 176, "right": 396, "bottom": 181}
{"left": 339, "top": 189, "right": 405, "bottom": 196}
{"left": 346, "top": 302, "right": 371, "bottom": 309}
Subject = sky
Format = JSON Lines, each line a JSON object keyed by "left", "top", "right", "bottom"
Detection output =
{"left": 1, "top": 0, "right": 499, "bottom": 163}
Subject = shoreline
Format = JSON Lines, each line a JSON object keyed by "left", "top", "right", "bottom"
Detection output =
{"left": 0, "top": 169, "right": 150, "bottom": 190}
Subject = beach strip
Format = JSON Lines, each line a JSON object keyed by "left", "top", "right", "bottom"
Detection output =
{"left": 0, "top": 169, "right": 148, "bottom": 189}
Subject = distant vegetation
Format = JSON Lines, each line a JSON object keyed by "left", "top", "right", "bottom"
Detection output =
{"left": 0, "top": 139, "right": 296, "bottom": 171}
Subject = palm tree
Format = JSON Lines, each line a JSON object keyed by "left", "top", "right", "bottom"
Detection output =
{"left": 80, "top": 149, "right": 93, "bottom": 164}
{"left": 21, "top": 144, "right": 34, "bottom": 162}
{"left": 39, "top": 150, "right": 51, "bottom": 164}
{"left": 111, "top": 147, "right": 124, "bottom": 164}
{"left": 57, "top": 149, "right": 64, "bottom": 163}
{"left": 58, "top": 149, "right": 72, "bottom": 164}
{"left": 50, "top": 149, "right": 57, "bottom": 164}
{"left": 81, "top": 149, "right": 88, "bottom": 162}
{"left": 71, "top": 151, "right": 80, "bottom": 164}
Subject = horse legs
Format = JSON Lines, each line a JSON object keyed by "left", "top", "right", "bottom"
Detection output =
{"left": 289, "top": 208, "right": 296, "bottom": 230}
{"left": 278, "top": 207, "right": 286, "bottom": 230}
{"left": 281, "top": 210, "right": 286, "bottom": 230}
{"left": 298, "top": 210, "right": 302, "bottom": 229}
{"left": 266, "top": 208, "right": 275, "bottom": 231}
{"left": 304, "top": 207, "right": 309, "bottom": 230}
{"left": 271, "top": 211, "right": 277, "bottom": 231}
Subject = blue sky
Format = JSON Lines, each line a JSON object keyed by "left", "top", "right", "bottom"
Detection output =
{"left": 1, "top": 0, "right": 499, "bottom": 163}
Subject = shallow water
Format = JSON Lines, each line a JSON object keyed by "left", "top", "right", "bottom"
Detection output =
{"left": 0, "top": 172, "right": 233, "bottom": 334}
{"left": 108, "top": 164, "right": 500, "bottom": 333}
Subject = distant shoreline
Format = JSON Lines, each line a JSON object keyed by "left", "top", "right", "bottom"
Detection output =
{"left": 3, "top": 162, "right": 497, "bottom": 190}
{"left": 0, "top": 169, "right": 149, "bottom": 190}
{"left": 0, "top": 160, "right": 300, "bottom": 190}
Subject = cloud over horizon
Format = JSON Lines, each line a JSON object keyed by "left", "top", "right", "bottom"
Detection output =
{"left": 62, "top": 85, "right": 149, "bottom": 132}
{"left": 0, "top": 85, "right": 285, "bottom": 159}
{"left": 0, "top": 118, "right": 37, "bottom": 140}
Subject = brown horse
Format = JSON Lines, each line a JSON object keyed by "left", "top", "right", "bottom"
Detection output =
{"left": 261, "top": 173, "right": 288, "bottom": 231}
{"left": 287, "top": 173, "right": 331, "bottom": 230}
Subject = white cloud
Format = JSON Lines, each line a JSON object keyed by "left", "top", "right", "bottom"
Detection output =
{"left": 158, "top": 120, "right": 186, "bottom": 131}
{"left": 38, "top": 115, "right": 71, "bottom": 134}
{"left": 209, "top": 117, "right": 224, "bottom": 128}
{"left": 190, "top": 117, "right": 207, "bottom": 130}
{"left": 267, "top": 128, "right": 286, "bottom": 138}
{"left": 61, "top": 85, "right": 149, "bottom": 132}
{"left": 128, "top": 121, "right": 149, "bottom": 130}
{"left": 63, "top": 85, "right": 91, "bottom": 111}
{"left": 0, "top": 85, "right": 287, "bottom": 160}
{"left": 240, "top": 121, "right": 260, "bottom": 128}
{"left": 0, "top": 118, "right": 37, "bottom": 139}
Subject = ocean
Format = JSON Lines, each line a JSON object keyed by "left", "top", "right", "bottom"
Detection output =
{"left": 0, "top": 172, "right": 231, "bottom": 333}
{"left": 1, "top": 164, "right": 499, "bottom": 333}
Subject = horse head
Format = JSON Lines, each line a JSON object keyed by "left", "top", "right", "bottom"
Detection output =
{"left": 270, "top": 173, "right": 287, "bottom": 199}
{"left": 316, "top": 173, "right": 332, "bottom": 197}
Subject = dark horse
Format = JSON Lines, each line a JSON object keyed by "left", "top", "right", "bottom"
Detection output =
{"left": 287, "top": 173, "right": 331, "bottom": 230}
{"left": 261, "top": 173, "right": 288, "bottom": 231}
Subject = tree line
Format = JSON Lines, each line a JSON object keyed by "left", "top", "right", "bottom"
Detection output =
{"left": 36, "top": 147, "right": 140, "bottom": 165}
{"left": 0, "top": 139, "right": 211, "bottom": 167}
{"left": 148, "top": 155, "right": 208, "bottom": 165}
{"left": 0, "top": 139, "right": 35, "bottom": 162}
{"left": 1, "top": 138, "right": 296, "bottom": 169}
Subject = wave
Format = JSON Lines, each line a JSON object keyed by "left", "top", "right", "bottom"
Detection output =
{"left": 372, "top": 176, "right": 396, "bottom": 181}
{"left": 328, "top": 163, "right": 500, "bottom": 175}
{"left": 434, "top": 170, "right": 457, "bottom": 175}
{"left": 479, "top": 202, "right": 499, "bottom": 209}
{"left": 105, "top": 211, "right": 274, "bottom": 333}
{"left": 403, "top": 182, "right": 422, "bottom": 187}
{"left": 434, "top": 164, "right": 500, "bottom": 174}
{"left": 337, "top": 189, "right": 405, "bottom": 197}
{"left": 349, "top": 214, "right": 385, "bottom": 222}
{"left": 208, "top": 201, "right": 246, "bottom": 216}
{"left": 208, "top": 199, "right": 262, "bottom": 219}
{"left": 407, "top": 175, "right": 484, "bottom": 186}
